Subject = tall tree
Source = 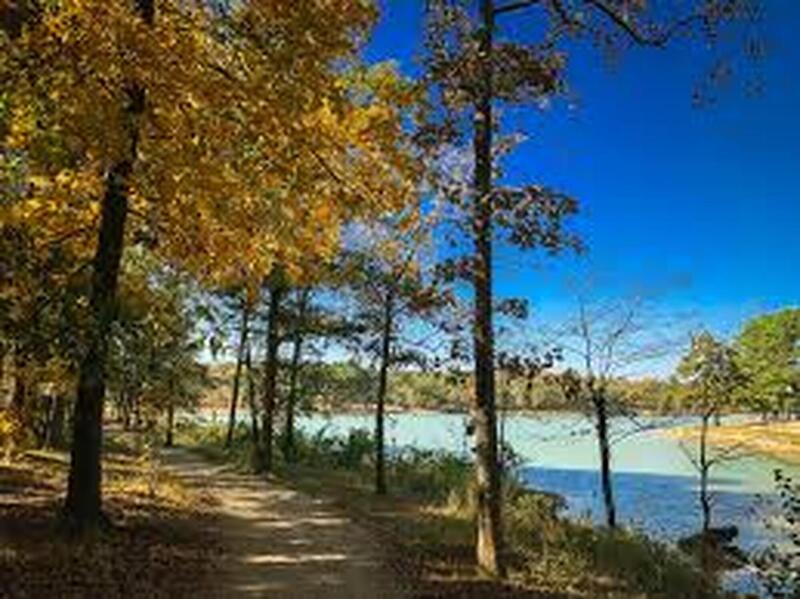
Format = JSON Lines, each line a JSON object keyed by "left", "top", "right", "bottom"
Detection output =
{"left": 282, "top": 288, "right": 310, "bottom": 464}
{"left": 344, "top": 235, "right": 449, "bottom": 495}
{"left": 225, "top": 294, "right": 251, "bottom": 449}
{"left": 63, "top": 0, "right": 153, "bottom": 531}
{"left": 423, "top": 0, "right": 757, "bottom": 572}
{"left": 259, "top": 282, "right": 284, "bottom": 473}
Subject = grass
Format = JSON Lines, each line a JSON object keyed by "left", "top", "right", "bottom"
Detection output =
{"left": 179, "top": 421, "right": 726, "bottom": 598}
{"left": 0, "top": 429, "right": 222, "bottom": 598}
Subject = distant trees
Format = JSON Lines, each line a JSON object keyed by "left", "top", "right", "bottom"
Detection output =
{"left": 735, "top": 309, "right": 800, "bottom": 420}
{"left": 108, "top": 251, "right": 205, "bottom": 446}
{"left": 281, "top": 288, "right": 311, "bottom": 465}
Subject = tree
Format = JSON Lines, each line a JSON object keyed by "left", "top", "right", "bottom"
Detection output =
{"left": 343, "top": 229, "right": 450, "bottom": 495}
{"left": 258, "top": 281, "right": 283, "bottom": 473}
{"left": 281, "top": 287, "right": 311, "bottom": 464}
{"left": 423, "top": 0, "right": 757, "bottom": 572}
{"left": 677, "top": 331, "right": 745, "bottom": 536}
{"left": 1, "top": 0, "right": 418, "bottom": 530}
{"left": 224, "top": 293, "right": 252, "bottom": 449}
{"left": 735, "top": 309, "right": 800, "bottom": 420}
{"left": 424, "top": 1, "right": 575, "bottom": 571}
{"left": 554, "top": 293, "right": 646, "bottom": 529}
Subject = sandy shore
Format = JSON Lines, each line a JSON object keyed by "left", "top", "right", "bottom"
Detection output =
{"left": 666, "top": 419, "right": 800, "bottom": 465}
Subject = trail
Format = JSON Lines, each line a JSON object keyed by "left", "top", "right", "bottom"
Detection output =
{"left": 162, "top": 447, "right": 403, "bottom": 598}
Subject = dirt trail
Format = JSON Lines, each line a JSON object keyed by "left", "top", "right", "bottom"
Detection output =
{"left": 162, "top": 448, "right": 403, "bottom": 598}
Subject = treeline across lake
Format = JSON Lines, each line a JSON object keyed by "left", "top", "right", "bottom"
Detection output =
{"left": 200, "top": 306, "right": 800, "bottom": 421}
{"left": 204, "top": 361, "right": 707, "bottom": 414}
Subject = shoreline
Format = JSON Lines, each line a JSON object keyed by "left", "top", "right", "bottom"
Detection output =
{"left": 664, "top": 419, "right": 800, "bottom": 466}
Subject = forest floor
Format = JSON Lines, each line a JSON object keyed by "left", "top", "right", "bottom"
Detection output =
{"left": 0, "top": 437, "right": 222, "bottom": 598}
{"left": 161, "top": 447, "right": 403, "bottom": 598}
{"left": 667, "top": 419, "right": 800, "bottom": 465}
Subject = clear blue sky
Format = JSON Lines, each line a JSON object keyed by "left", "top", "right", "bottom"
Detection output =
{"left": 366, "top": 1, "right": 800, "bottom": 360}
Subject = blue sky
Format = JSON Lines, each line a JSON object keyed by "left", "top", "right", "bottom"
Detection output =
{"left": 366, "top": 1, "right": 800, "bottom": 367}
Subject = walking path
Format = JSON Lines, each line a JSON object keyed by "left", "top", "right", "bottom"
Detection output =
{"left": 162, "top": 448, "right": 402, "bottom": 598}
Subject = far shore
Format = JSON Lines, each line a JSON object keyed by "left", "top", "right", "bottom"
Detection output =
{"left": 665, "top": 419, "right": 800, "bottom": 466}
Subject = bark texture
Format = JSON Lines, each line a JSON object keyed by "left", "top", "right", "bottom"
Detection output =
{"left": 260, "top": 287, "right": 283, "bottom": 473}
{"left": 226, "top": 301, "right": 250, "bottom": 448}
{"left": 375, "top": 290, "right": 394, "bottom": 496}
{"left": 471, "top": 0, "right": 504, "bottom": 576}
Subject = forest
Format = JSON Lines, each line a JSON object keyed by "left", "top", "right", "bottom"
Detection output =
{"left": 1, "top": 1, "right": 798, "bottom": 598}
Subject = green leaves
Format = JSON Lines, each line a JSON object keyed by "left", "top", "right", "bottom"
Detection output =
{"left": 734, "top": 309, "right": 800, "bottom": 415}
{"left": 677, "top": 331, "right": 744, "bottom": 412}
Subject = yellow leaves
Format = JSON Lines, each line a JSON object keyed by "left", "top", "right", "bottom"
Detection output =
{"left": 2, "top": 0, "right": 419, "bottom": 296}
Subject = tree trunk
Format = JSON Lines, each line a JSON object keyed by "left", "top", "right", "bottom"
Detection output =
{"left": 225, "top": 300, "right": 250, "bottom": 448}
{"left": 260, "top": 286, "right": 283, "bottom": 473}
{"left": 0, "top": 342, "right": 6, "bottom": 403}
{"left": 165, "top": 403, "right": 175, "bottom": 448}
{"left": 470, "top": 0, "right": 503, "bottom": 577}
{"left": 375, "top": 290, "right": 394, "bottom": 496}
{"left": 245, "top": 343, "right": 260, "bottom": 445}
{"left": 11, "top": 345, "right": 27, "bottom": 421}
{"left": 699, "top": 412, "right": 711, "bottom": 534}
{"left": 46, "top": 395, "right": 67, "bottom": 449}
{"left": 283, "top": 289, "right": 309, "bottom": 464}
{"left": 594, "top": 391, "right": 617, "bottom": 528}
{"left": 63, "top": 0, "right": 153, "bottom": 532}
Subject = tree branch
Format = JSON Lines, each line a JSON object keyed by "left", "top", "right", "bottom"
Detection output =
{"left": 583, "top": 0, "right": 708, "bottom": 47}
{"left": 495, "top": 0, "right": 540, "bottom": 16}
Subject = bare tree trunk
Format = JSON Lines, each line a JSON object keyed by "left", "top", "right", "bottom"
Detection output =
{"left": 594, "top": 391, "right": 617, "bottom": 528}
{"left": 245, "top": 343, "right": 259, "bottom": 445}
{"left": 471, "top": 0, "right": 503, "bottom": 577}
{"left": 11, "top": 345, "right": 27, "bottom": 421}
{"left": 375, "top": 290, "right": 394, "bottom": 496}
{"left": 46, "top": 395, "right": 67, "bottom": 449}
{"left": 63, "top": 0, "right": 153, "bottom": 533}
{"left": 283, "top": 289, "right": 309, "bottom": 464}
{"left": 699, "top": 412, "right": 711, "bottom": 534}
{"left": 225, "top": 300, "right": 250, "bottom": 448}
{"left": 165, "top": 403, "right": 175, "bottom": 447}
{"left": 260, "top": 286, "right": 283, "bottom": 473}
{"left": 0, "top": 342, "right": 6, "bottom": 403}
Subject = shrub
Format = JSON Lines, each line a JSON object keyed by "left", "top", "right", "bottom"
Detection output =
{"left": 755, "top": 469, "right": 800, "bottom": 598}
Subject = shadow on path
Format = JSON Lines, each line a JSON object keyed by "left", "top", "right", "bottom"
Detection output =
{"left": 162, "top": 447, "right": 402, "bottom": 599}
